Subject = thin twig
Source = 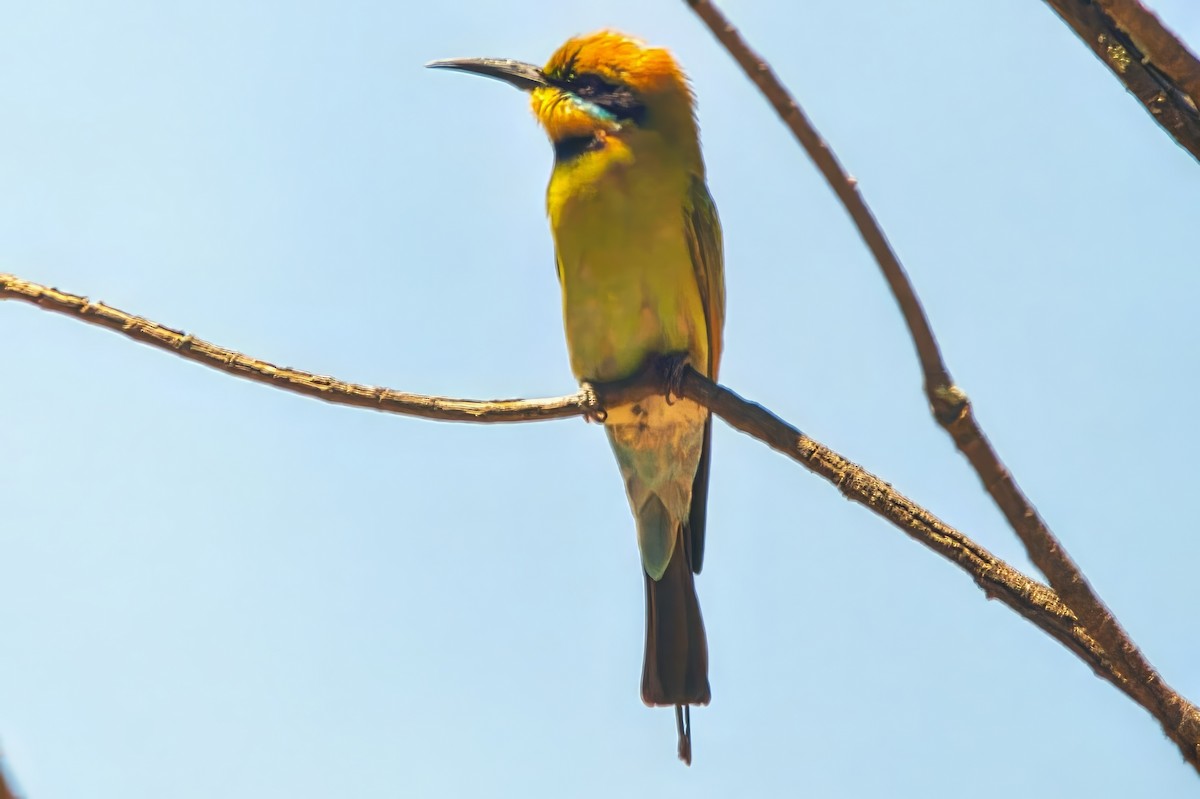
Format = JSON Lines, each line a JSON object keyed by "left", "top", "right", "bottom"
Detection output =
{"left": 684, "top": 0, "right": 1200, "bottom": 771}
{"left": 2, "top": 272, "right": 1133, "bottom": 705}
{"left": 1043, "top": 0, "right": 1200, "bottom": 162}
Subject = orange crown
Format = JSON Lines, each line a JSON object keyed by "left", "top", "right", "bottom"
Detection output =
{"left": 530, "top": 31, "right": 698, "bottom": 147}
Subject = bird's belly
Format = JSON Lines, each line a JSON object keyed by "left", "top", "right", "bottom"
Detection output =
{"left": 557, "top": 222, "right": 706, "bottom": 384}
{"left": 605, "top": 392, "right": 706, "bottom": 527}
{"left": 605, "top": 394, "right": 707, "bottom": 452}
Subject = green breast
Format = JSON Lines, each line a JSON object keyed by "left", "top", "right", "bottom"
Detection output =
{"left": 547, "top": 133, "right": 707, "bottom": 382}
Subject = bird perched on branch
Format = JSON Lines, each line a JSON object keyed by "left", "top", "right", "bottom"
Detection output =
{"left": 429, "top": 30, "right": 725, "bottom": 765}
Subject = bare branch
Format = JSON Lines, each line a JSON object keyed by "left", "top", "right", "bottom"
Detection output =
{"left": 0, "top": 274, "right": 586, "bottom": 424}
{"left": 0, "top": 272, "right": 1138, "bottom": 713}
{"left": 1043, "top": 0, "right": 1200, "bottom": 161}
{"left": 678, "top": 371, "right": 1129, "bottom": 698}
{"left": 0, "top": 752, "right": 21, "bottom": 799}
{"left": 684, "top": 0, "right": 1200, "bottom": 771}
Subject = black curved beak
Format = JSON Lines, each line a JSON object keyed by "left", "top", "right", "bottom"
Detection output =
{"left": 425, "top": 57, "right": 548, "bottom": 92}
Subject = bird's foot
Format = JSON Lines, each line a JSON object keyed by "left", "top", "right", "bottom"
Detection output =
{"left": 658, "top": 353, "right": 690, "bottom": 406}
{"left": 579, "top": 381, "right": 608, "bottom": 424}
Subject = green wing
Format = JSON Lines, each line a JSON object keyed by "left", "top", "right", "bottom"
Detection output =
{"left": 683, "top": 175, "right": 725, "bottom": 574}
{"left": 684, "top": 176, "right": 725, "bottom": 378}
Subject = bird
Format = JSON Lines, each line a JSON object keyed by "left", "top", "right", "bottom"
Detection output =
{"left": 428, "top": 31, "right": 725, "bottom": 765}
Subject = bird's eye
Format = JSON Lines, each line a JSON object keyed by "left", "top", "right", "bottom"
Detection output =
{"left": 572, "top": 73, "right": 615, "bottom": 99}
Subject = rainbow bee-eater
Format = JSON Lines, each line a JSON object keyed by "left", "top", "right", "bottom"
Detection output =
{"left": 429, "top": 31, "right": 725, "bottom": 764}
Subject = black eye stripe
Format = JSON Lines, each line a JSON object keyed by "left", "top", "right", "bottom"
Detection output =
{"left": 554, "top": 72, "right": 647, "bottom": 124}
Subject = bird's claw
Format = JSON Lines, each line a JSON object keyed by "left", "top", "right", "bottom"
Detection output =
{"left": 580, "top": 382, "right": 608, "bottom": 424}
{"left": 660, "top": 354, "right": 690, "bottom": 406}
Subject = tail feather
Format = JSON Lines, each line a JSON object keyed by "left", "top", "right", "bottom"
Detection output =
{"left": 605, "top": 409, "right": 710, "bottom": 763}
{"left": 641, "top": 521, "right": 710, "bottom": 707}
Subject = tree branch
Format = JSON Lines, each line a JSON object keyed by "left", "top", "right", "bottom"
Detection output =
{"left": 0, "top": 752, "right": 20, "bottom": 799}
{"left": 0, "top": 272, "right": 1137, "bottom": 712}
{"left": 0, "top": 274, "right": 586, "bottom": 424}
{"left": 679, "top": 371, "right": 1128, "bottom": 698}
{"left": 684, "top": 0, "right": 1200, "bottom": 771}
{"left": 1043, "top": 0, "right": 1200, "bottom": 162}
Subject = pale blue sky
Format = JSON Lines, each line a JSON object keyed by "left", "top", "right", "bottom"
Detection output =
{"left": 2, "top": 1, "right": 1199, "bottom": 796}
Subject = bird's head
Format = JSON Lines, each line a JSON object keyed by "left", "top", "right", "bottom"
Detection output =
{"left": 428, "top": 31, "right": 700, "bottom": 163}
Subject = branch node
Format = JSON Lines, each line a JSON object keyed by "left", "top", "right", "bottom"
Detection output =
{"left": 930, "top": 383, "right": 970, "bottom": 425}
